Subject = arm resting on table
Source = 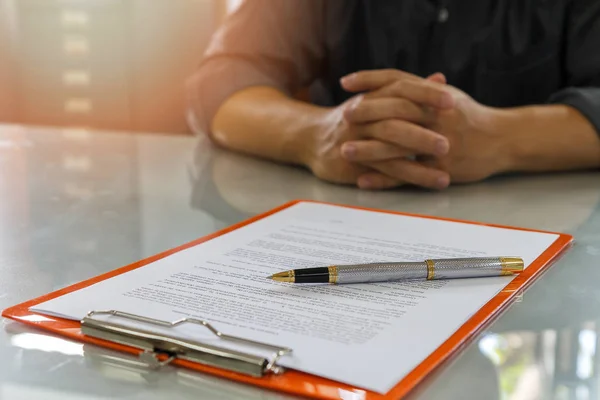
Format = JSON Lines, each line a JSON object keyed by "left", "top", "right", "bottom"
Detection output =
{"left": 210, "top": 86, "right": 326, "bottom": 168}
{"left": 497, "top": 104, "right": 600, "bottom": 173}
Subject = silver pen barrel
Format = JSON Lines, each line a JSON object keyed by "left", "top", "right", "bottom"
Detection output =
{"left": 334, "top": 257, "right": 523, "bottom": 284}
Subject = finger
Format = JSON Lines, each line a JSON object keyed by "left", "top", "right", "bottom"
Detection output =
{"left": 340, "top": 69, "right": 421, "bottom": 92}
{"left": 344, "top": 97, "right": 429, "bottom": 124}
{"left": 427, "top": 72, "right": 447, "bottom": 84}
{"left": 355, "top": 119, "right": 449, "bottom": 156}
{"left": 372, "top": 79, "right": 454, "bottom": 109}
{"left": 367, "top": 159, "right": 450, "bottom": 190}
{"left": 417, "top": 154, "right": 449, "bottom": 170}
{"left": 341, "top": 140, "right": 410, "bottom": 162}
{"left": 357, "top": 172, "right": 403, "bottom": 190}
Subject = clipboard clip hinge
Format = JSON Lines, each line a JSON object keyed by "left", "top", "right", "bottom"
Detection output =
{"left": 139, "top": 350, "right": 176, "bottom": 369}
{"left": 80, "top": 310, "right": 292, "bottom": 377}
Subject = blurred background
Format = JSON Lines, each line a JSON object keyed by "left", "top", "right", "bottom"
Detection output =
{"left": 0, "top": 0, "right": 241, "bottom": 135}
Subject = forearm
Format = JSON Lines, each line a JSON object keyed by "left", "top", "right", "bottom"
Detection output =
{"left": 210, "top": 86, "right": 326, "bottom": 167}
{"left": 493, "top": 105, "right": 600, "bottom": 173}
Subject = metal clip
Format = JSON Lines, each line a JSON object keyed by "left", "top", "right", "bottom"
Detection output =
{"left": 139, "top": 350, "right": 176, "bottom": 369}
{"left": 80, "top": 310, "right": 292, "bottom": 377}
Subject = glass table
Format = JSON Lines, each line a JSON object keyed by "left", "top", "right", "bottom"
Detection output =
{"left": 1, "top": 123, "right": 599, "bottom": 400}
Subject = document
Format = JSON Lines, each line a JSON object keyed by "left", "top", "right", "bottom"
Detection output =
{"left": 30, "top": 202, "right": 559, "bottom": 393}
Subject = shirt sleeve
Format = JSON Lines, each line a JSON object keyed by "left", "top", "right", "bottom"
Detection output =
{"left": 186, "top": 0, "right": 325, "bottom": 135}
{"left": 548, "top": 0, "right": 600, "bottom": 135}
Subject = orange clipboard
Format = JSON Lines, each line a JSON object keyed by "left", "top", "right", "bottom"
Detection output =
{"left": 2, "top": 199, "right": 573, "bottom": 400}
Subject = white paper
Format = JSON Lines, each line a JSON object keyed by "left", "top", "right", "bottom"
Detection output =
{"left": 30, "top": 202, "right": 559, "bottom": 393}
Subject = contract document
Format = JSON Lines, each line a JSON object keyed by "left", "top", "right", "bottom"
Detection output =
{"left": 30, "top": 202, "right": 560, "bottom": 393}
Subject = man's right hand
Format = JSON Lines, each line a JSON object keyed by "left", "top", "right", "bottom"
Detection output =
{"left": 305, "top": 71, "right": 453, "bottom": 189}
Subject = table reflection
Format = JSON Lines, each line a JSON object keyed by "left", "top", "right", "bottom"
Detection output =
{"left": 190, "top": 137, "right": 600, "bottom": 234}
{"left": 3, "top": 321, "right": 296, "bottom": 400}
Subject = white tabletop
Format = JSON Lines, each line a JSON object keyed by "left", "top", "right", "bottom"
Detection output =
{"left": 1, "top": 124, "right": 599, "bottom": 400}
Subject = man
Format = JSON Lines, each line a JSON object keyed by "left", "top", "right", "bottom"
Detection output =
{"left": 186, "top": 0, "right": 600, "bottom": 190}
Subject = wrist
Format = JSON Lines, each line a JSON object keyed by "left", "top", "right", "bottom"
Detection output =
{"left": 490, "top": 107, "right": 540, "bottom": 173}
{"left": 474, "top": 105, "right": 519, "bottom": 175}
{"left": 291, "top": 108, "right": 325, "bottom": 170}
{"left": 295, "top": 105, "right": 340, "bottom": 171}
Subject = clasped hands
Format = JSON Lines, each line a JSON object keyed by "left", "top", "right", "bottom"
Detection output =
{"left": 307, "top": 69, "right": 512, "bottom": 190}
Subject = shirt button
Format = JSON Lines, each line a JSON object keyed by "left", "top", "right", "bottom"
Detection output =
{"left": 438, "top": 8, "right": 449, "bottom": 23}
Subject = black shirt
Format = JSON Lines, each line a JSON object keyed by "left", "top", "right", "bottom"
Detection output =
{"left": 187, "top": 0, "right": 600, "bottom": 136}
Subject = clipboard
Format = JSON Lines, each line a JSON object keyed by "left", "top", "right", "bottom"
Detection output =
{"left": 2, "top": 200, "right": 573, "bottom": 399}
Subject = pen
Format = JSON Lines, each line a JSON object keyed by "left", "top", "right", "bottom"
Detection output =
{"left": 267, "top": 257, "right": 524, "bottom": 284}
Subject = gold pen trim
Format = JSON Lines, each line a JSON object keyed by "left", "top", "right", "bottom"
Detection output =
{"left": 269, "top": 269, "right": 295, "bottom": 283}
{"left": 426, "top": 259, "right": 435, "bottom": 280}
{"left": 328, "top": 266, "right": 338, "bottom": 284}
{"left": 499, "top": 257, "right": 524, "bottom": 276}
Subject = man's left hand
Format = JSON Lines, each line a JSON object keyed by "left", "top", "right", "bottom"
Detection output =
{"left": 341, "top": 70, "right": 513, "bottom": 190}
